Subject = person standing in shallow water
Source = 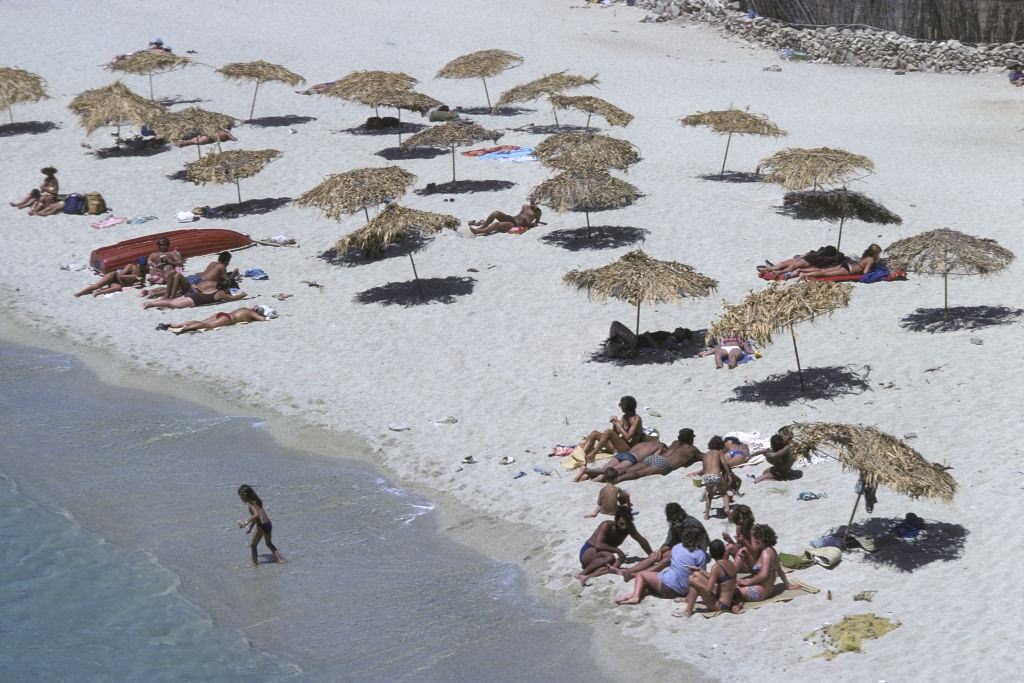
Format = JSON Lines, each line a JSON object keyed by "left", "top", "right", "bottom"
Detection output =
{"left": 237, "top": 484, "right": 284, "bottom": 566}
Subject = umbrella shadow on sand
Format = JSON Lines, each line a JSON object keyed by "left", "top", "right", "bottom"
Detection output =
{"left": 247, "top": 115, "right": 316, "bottom": 127}
{"left": 339, "top": 122, "right": 426, "bottom": 136}
{"left": 513, "top": 123, "right": 590, "bottom": 135}
{"left": 728, "top": 365, "right": 872, "bottom": 406}
{"left": 899, "top": 306, "right": 1023, "bottom": 333}
{"left": 353, "top": 276, "right": 476, "bottom": 307}
{"left": 589, "top": 328, "right": 707, "bottom": 366}
{"left": 375, "top": 146, "right": 449, "bottom": 161}
{"left": 459, "top": 106, "right": 535, "bottom": 116}
{"left": 209, "top": 196, "right": 291, "bottom": 219}
{"left": 415, "top": 180, "right": 514, "bottom": 195}
{"left": 540, "top": 225, "right": 648, "bottom": 251}
{"left": 832, "top": 517, "right": 968, "bottom": 573}
{"left": 319, "top": 234, "right": 432, "bottom": 268}
{"left": 93, "top": 141, "right": 170, "bottom": 158}
{"left": 157, "top": 96, "right": 206, "bottom": 106}
{"left": 0, "top": 121, "right": 59, "bottom": 137}
{"left": 698, "top": 171, "right": 763, "bottom": 183}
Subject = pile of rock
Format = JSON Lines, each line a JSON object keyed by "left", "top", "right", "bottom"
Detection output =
{"left": 635, "top": 0, "right": 1024, "bottom": 73}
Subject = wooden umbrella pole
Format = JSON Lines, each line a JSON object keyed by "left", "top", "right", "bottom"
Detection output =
{"left": 586, "top": 113, "right": 592, "bottom": 131}
{"left": 790, "top": 323, "right": 805, "bottom": 392}
{"left": 719, "top": 132, "right": 732, "bottom": 178}
{"left": 409, "top": 252, "right": 424, "bottom": 299}
{"left": 482, "top": 77, "right": 491, "bottom": 110}
{"left": 451, "top": 145, "right": 457, "bottom": 182}
{"left": 635, "top": 300, "right": 641, "bottom": 337}
{"left": 8, "top": 106, "right": 13, "bottom": 124}
{"left": 235, "top": 179, "right": 242, "bottom": 204}
{"left": 552, "top": 106, "right": 560, "bottom": 129}
{"left": 585, "top": 210, "right": 591, "bottom": 239}
{"left": 149, "top": 73, "right": 155, "bottom": 101}
{"left": 248, "top": 79, "right": 261, "bottom": 121}
{"left": 364, "top": 206, "right": 370, "bottom": 222}
{"left": 836, "top": 216, "right": 845, "bottom": 250}
{"left": 842, "top": 490, "right": 863, "bottom": 546}
{"left": 196, "top": 144, "right": 202, "bottom": 161}
{"left": 944, "top": 272, "right": 949, "bottom": 313}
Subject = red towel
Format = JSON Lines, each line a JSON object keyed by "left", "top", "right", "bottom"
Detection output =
{"left": 758, "top": 270, "right": 907, "bottom": 282}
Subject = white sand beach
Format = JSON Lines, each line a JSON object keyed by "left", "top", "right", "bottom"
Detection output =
{"left": 3, "top": 0, "right": 1023, "bottom": 679}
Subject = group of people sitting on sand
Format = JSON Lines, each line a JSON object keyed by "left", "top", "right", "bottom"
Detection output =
{"left": 10, "top": 167, "right": 63, "bottom": 216}
{"left": 758, "top": 243, "right": 882, "bottom": 280}
{"left": 74, "top": 236, "right": 275, "bottom": 333}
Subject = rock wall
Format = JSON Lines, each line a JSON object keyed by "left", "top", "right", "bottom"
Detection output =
{"left": 636, "top": 0, "right": 1024, "bottom": 73}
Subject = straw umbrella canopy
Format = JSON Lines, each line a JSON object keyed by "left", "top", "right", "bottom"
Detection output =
{"left": 706, "top": 281, "right": 853, "bottom": 392}
{"left": 885, "top": 228, "right": 1014, "bottom": 311}
{"left": 563, "top": 249, "right": 718, "bottom": 336}
{"left": 0, "top": 67, "right": 49, "bottom": 123}
{"left": 549, "top": 94, "right": 633, "bottom": 131}
{"left": 530, "top": 168, "right": 641, "bottom": 237}
{"left": 680, "top": 108, "right": 786, "bottom": 178}
{"left": 68, "top": 81, "right": 166, "bottom": 138}
{"left": 184, "top": 148, "right": 281, "bottom": 204}
{"left": 324, "top": 70, "right": 417, "bottom": 117}
{"left": 150, "top": 107, "right": 237, "bottom": 159}
{"left": 493, "top": 71, "right": 598, "bottom": 124}
{"left": 759, "top": 147, "right": 874, "bottom": 191}
{"left": 789, "top": 422, "right": 957, "bottom": 544}
{"left": 436, "top": 49, "right": 524, "bottom": 109}
{"left": 400, "top": 120, "right": 502, "bottom": 182}
{"left": 216, "top": 60, "right": 305, "bottom": 121}
{"left": 335, "top": 203, "right": 460, "bottom": 298}
{"left": 783, "top": 189, "right": 902, "bottom": 250}
{"left": 295, "top": 166, "right": 418, "bottom": 222}
{"left": 106, "top": 51, "right": 190, "bottom": 100}
{"left": 375, "top": 89, "right": 444, "bottom": 145}
{"left": 534, "top": 132, "right": 640, "bottom": 173}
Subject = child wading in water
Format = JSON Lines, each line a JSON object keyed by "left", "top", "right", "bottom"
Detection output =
{"left": 237, "top": 484, "right": 284, "bottom": 565}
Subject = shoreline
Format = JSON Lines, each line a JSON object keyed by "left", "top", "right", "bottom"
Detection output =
{"left": 0, "top": 306, "right": 702, "bottom": 683}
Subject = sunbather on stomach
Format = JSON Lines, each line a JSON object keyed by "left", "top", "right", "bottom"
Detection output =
{"left": 797, "top": 244, "right": 881, "bottom": 280}
{"left": 158, "top": 305, "right": 269, "bottom": 333}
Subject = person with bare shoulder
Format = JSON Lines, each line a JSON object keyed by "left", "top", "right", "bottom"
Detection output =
{"left": 156, "top": 304, "right": 273, "bottom": 333}
{"left": 753, "top": 428, "right": 796, "bottom": 483}
{"left": 701, "top": 436, "right": 733, "bottom": 520}
{"left": 469, "top": 202, "right": 543, "bottom": 235}
{"left": 614, "top": 428, "right": 702, "bottom": 482}
{"left": 576, "top": 506, "right": 652, "bottom": 585}
{"left": 584, "top": 468, "right": 631, "bottom": 518}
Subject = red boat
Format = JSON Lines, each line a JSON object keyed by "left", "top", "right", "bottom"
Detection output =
{"left": 90, "top": 228, "right": 254, "bottom": 273}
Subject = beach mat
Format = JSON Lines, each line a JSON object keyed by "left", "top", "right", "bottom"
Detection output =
{"left": 560, "top": 445, "right": 613, "bottom": 470}
{"left": 699, "top": 578, "right": 819, "bottom": 619}
{"left": 759, "top": 270, "right": 907, "bottom": 283}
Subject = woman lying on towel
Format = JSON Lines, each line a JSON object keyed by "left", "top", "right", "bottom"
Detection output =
{"left": 796, "top": 244, "right": 881, "bottom": 280}
{"left": 142, "top": 276, "right": 247, "bottom": 310}
{"left": 75, "top": 258, "right": 148, "bottom": 297}
{"left": 156, "top": 305, "right": 272, "bottom": 333}
{"left": 758, "top": 245, "right": 843, "bottom": 275}
{"left": 468, "top": 202, "right": 542, "bottom": 235}
{"left": 698, "top": 336, "right": 754, "bottom": 369}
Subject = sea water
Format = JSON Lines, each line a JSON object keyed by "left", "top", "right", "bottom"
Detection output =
{"left": 0, "top": 340, "right": 609, "bottom": 682}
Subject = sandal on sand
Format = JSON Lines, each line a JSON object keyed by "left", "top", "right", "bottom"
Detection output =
{"left": 499, "top": 456, "right": 516, "bottom": 465}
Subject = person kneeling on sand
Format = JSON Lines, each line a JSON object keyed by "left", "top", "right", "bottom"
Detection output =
{"left": 614, "top": 526, "right": 706, "bottom": 605}
{"left": 142, "top": 276, "right": 247, "bottom": 310}
{"left": 701, "top": 436, "right": 733, "bottom": 520}
{"left": 619, "top": 503, "right": 709, "bottom": 581}
{"left": 614, "top": 428, "right": 702, "bottom": 482}
{"left": 752, "top": 428, "right": 796, "bottom": 483}
{"left": 677, "top": 539, "right": 740, "bottom": 617}
{"left": 576, "top": 506, "right": 652, "bottom": 585}
{"left": 468, "top": 202, "right": 542, "bottom": 235}
{"left": 157, "top": 304, "right": 273, "bottom": 333}
{"left": 584, "top": 468, "right": 631, "bottom": 518}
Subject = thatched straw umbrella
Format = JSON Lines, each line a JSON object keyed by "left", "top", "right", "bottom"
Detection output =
{"left": 400, "top": 120, "right": 502, "bottom": 182}
{"left": 680, "top": 108, "right": 786, "bottom": 178}
{"left": 530, "top": 169, "right": 641, "bottom": 237}
{"left": 885, "top": 228, "right": 1014, "bottom": 311}
{"left": 216, "top": 60, "right": 305, "bottom": 120}
{"left": 0, "top": 67, "right": 49, "bottom": 123}
{"left": 548, "top": 94, "right": 633, "bottom": 131}
{"left": 534, "top": 132, "right": 640, "bottom": 173}
{"left": 68, "top": 81, "right": 166, "bottom": 139}
{"left": 783, "top": 189, "right": 902, "bottom": 250}
{"left": 706, "top": 281, "right": 853, "bottom": 392}
{"left": 106, "top": 51, "right": 190, "bottom": 100}
{"left": 789, "top": 422, "right": 957, "bottom": 544}
{"left": 759, "top": 147, "right": 874, "bottom": 191}
{"left": 151, "top": 107, "right": 237, "bottom": 159}
{"left": 564, "top": 249, "right": 718, "bottom": 336}
{"left": 335, "top": 203, "right": 460, "bottom": 298}
{"left": 324, "top": 70, "right": 417, "bottom": 117}
{"left": 375, "top": 89, "right": 443, "bottom": 145}
{"left": 493, "top": 71, "right": 598, "bottom": 124}
{"left": 184, "top": 148, "right": 281, "bottom": 204}
{"left": 295, "top": 166, "right": 418, "bottom": 222}
{"left": 436, "top": 49, "right": 524, "bottom": 109}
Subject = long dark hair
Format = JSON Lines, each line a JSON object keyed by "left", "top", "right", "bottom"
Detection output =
{"left": 238, "top": 484, "right": 263, "bottom": 508}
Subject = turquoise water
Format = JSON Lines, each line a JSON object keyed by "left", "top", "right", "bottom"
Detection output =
{"left": 0, "top": 341, "right": 608, "bottom": 682}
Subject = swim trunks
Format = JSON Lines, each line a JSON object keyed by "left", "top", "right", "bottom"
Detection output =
{"left": 615, "top": 452, "right": 638, "bottom": 465}
{"left": 646, "top": 454, "right": 672, "bottom": 475}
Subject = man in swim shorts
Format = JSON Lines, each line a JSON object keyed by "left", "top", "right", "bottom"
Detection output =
{"left": 469, "top": 202, "right": 542, "bottom": 235}
{"left": 615, "top": 428, "right": 702, "bottom": 482}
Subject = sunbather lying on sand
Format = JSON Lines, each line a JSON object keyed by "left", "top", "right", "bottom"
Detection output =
{"left": 156, "top": 305, "right": 270, "bottom": 333}
{"left": 677, "top": 539, "right": 740, "bottom": 617}
{"left": 723, "top": 436, "right": 750, "bottom": 467}
{"left": 796, "top": 244, "right": 881, "bottom": 279}
{"left": 614, "top": 526, "right": 706, "bottom": 605}
{"left": 614, "top": 428, "right": 702, "bottom": 482}
{"left": 579, "top": 395, "right": 643, "bottom": 464}
{"left": 174, "top": 129, "right": 236, "bottom": 147}
{"left": 584, "top": 468, "right": 631, "bottom": 518}
{"left": 469, "top": 202, "right": 542, "bottom": 235}
{"left": 75, "top": 258, "right": 148, "bottom": 297}
{"left": 577, "top": 506, "right": 652, "bottom": 585}
{"left": 758, "top": 245, "right": 843, "bottom": 274}
{"left": 698, "top": 336, "right": 754, "bottom": 369}
{"left": 142, "top": 278, "right": 246, "bottom": 310}
{"left": 27, "top": 193, "right": 65, "bottom": 216}
{"left": 298, "top": 81, "right": 336, "bottom": 95}
{"left": 605, "top": 320, "right": 692, "bottom": 359}
{"left": 620, "top": 503, "right": 709, "bottom": 581}
{"left": 573, "top": 440, "right": 663, "bottom": 482}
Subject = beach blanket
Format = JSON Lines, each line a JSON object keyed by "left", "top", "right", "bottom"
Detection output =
{"left": 482, "top": 147, "right": 535, "bottom": 162}
{"left": 699, "top": 578, "right": 819, "bottom": 618}
{"left": 560, "top": 445, "right": 613, "bottom": 470}
{"left": 759, "top": 268, "right": 907, "bottom": 283}
{"left": 91, "top": 216, "right": 128, "bottom": 229}
{"left": 462, "top": 145, "right": 521, "bottom": 157}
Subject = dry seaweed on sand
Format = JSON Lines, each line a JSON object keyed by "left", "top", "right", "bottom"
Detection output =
{"left": 885, "top": 228, "right": 1014, "bottom": 309}
{"left": 563, "top": 249, "right": 717, "bottom": 335}
{"left": 217, "top": 60, "right": 305, "bottom": 120}
{"left": 0, "top": 67, "right": 49, "bottom": 121}
{"left": 400, "top": 120, "right": 502, "bottom": 182}
{"left": 494, "top": 71, "right": 598, "bottom": 112}
{"left": 437, "top": 49, "right": 523, "bottom": 109}
{"left": 548, "top": 94, "right": 633, "bottom": 129}
{"left": 295, "top": 166, "right": 418, "bottom": 221}
{"left": 534, "top": 132, "right": 640, "bottom": 172}
{"left": 760, "top": 147, "right": 874, "bottom": 191}
{"left": 68, "top": 81, "right": 166, "bottom": 136}
{"left": 805, "top": 614, "right": 900, "bottom": 660}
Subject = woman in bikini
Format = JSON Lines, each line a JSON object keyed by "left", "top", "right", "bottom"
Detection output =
{"left": 676, "top": 539, "right": 739, "bottom": 617}
{"left": 722, "top": 504, "right": 756, "bottom": 572}
{"left": 699, "top": 336, "right": 754, "bottom": 369}
{"left": 577, "top": 506, "right": 652, "bottom": 585}
{"left": 469, "top": 203, "right": 542, "bottom": 235}
{"left": 74, "top": 258, "right": 149, "bottom": 297}
{"left": 142, "top": 276, "right": 247, "bottom": 310}
{"left": 758, "top": 245, "right": 843, "bottom": 275}
{"left": 797, "top": 243, "right": 882, "bottom": 280}
{"left": 735, "top": 524, "right": 794, "bottom": 607}
{"left": 237, "top": 484, "right": 284, "bottom": 566}
{"left": 580, "top": 396, "right": 644, "bottom": 464}
{"left": 11, "top": 167, "right": 58, "bottom": 212}
{"left": 157, "top": 305, "right": 270, "bottom": 333}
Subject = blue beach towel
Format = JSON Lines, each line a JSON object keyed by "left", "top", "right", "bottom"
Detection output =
{"left": 859, "top": 264, "right": 891, "bottom": 284}
{"left": 244, "top": 268, "right": 269, "bottom": 280}
{"left": 480, "top": 147, "right": 535, "bottom": 161}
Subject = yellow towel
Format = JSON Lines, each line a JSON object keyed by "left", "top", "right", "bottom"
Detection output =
{"left": 560, "top": 445, "right": 613, "bottom": 470}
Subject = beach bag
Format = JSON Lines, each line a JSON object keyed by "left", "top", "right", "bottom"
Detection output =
{"left": 63, "top": 193, "right": 86, "bottom": 215}
{"left": 85, "top": 192, "right": 107, "bottom": 215}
